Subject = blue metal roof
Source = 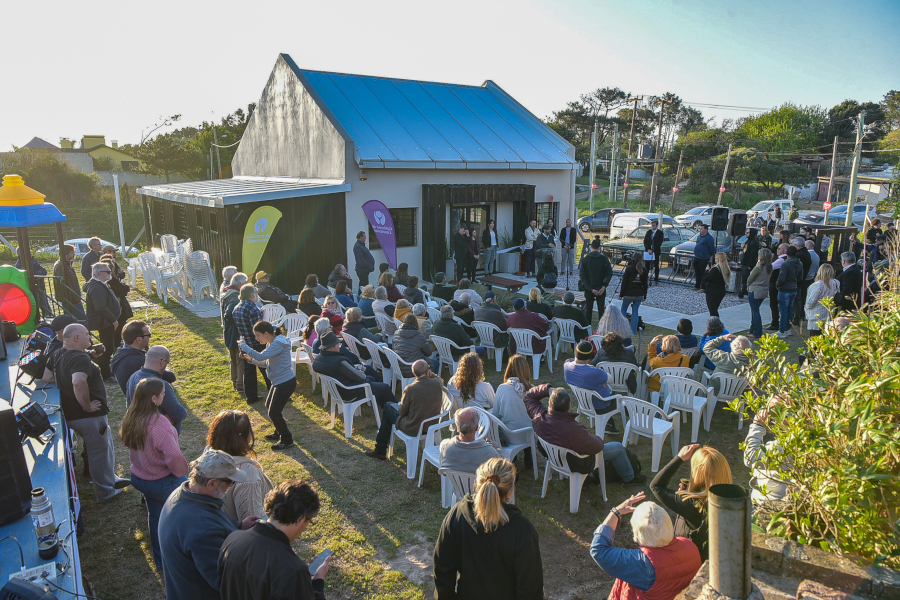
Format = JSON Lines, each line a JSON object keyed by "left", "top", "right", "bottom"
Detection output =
{"left": 284, "top": 57, "right": 574, "bottom": 169}
{"left": 0, "top": 203, "right": 66, "bottom": 228}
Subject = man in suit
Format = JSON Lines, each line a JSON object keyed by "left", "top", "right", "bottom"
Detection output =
{"left": 580, "top": 237, "right": 613, "bottom": 323}
{"left": 642, "top": 220, "right": 665, "bottom": 283}
{"left": 452, "top": 226, "right": 470, "bottom": 283}
{"left": 353, "top": 231, "right": 375, "bottom": 293}
{"left": 559, "top": 218, "right": 579, "bottom": 281}
{"left": 836, "top": 252, "right": 863, "bottom": 312}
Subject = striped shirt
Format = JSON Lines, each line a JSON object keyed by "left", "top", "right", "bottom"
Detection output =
{"left": 233, "top": 300, "right": 263, "bottom": 348}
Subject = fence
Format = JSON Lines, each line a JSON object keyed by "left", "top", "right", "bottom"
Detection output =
{"left": 0, "top": 204, "right": 145, "bottom": 251}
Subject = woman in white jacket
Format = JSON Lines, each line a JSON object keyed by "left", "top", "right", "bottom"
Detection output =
{"left": 804, "top": 264, "right": 840, "bottom": 337}
{"left": 743, "top": 399, "right": 790, "bottom": 505}
{"left": 491, "top": 355, "right": 534, "bottom": 447}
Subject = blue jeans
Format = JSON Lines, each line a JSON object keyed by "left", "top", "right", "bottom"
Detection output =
{"left": 748, "top": 292, "right": 764, "bottom": 337}
{"left": 620, "top": 297, "right": 642, "bottom": 334}
{"left": 778, "top": 291, "right": 797, "bottom": 333}
{"left": 566, "top": 441, "right": 635, "bottom": 482}
{"left": 131, "top": 473, "right": 187, "bottom": 568}
{"left": 484, "top": 246, "right": 498, "bottom": 274}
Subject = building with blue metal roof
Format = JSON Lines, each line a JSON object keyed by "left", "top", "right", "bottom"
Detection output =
{"left": 140, "top": 54, "right": 575, "bottom": 288}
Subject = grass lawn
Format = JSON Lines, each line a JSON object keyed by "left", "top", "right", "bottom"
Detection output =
{"left": 72, "top": 280, "right": 810, "bottom": 599}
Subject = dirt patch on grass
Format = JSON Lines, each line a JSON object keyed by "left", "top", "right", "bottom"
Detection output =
{"left": 386, "top": 543, "right": 433, "bottom": 587}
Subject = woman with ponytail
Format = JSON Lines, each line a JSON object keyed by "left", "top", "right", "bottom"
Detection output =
{"left": 239, "top": 320, "right": 297, "bottom": 450}
{"left": 433, "top": 458, "right": 544, "bottom": 599}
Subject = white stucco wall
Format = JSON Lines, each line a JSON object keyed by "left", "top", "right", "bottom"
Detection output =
{"left": 342, "top": 162, "right": 575, "bottom": 279}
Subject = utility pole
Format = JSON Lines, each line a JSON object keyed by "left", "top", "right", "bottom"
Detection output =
{"left": 845, "top": 111, "right": 866, "bottom": 227}
{"left": 609, "top": 123, "right": 620, "bottom": 203}
{"left": 648, "top": 98, "right": 669, "bottom": 212}
{"left": 588, "top": 118, "right": 598, "bottom": 212}
{"left": 716, "top": 143, "right": 733, "bottom": 206}
{"left": 670, "top": 150, "right": 684, "bottom": 213}
{"left": 824, "top": 135, "right": 839, "bottom": 222}
{"left": 622, "top": 96, "right": 643, "bottom": 208}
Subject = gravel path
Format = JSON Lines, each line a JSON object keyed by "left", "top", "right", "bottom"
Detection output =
{"left": 554, "top": 272, "right": 746, "bottom": 315}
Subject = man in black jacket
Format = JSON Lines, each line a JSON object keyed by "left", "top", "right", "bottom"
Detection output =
{"left": 559, "top": 218, "right": 579, "bottom": 281}
{"left": 776, "top": 246, "right": 803, "bottom": 337}
{"left": 432, "top": 272, "right": 456, "bottom": 302}
{"left": 452, "top": 226, "right": 470, "bottom": 283}
{"left": 552, "top": 291, "right": 591, "bottom": 342}
{"left": 219, "top": 480, "right": 330, "bottom": 600}
{"left": 791, "top": 238, "right": 812, "bottom": 325}
{"left": 80, "top": 237, "right": 103, "bottom": 282}
{"left": 84, "top": 261, "right": 121, "bottom": 380}
{"left": 353, "top": 231, "right": 375, "bottom": 293}
{"left": 837, "top": 252, "right": 863, "bottom": 312}
{"left": 110, "top": 320, "right": 176, "bottom": 394}
{"left": 643, "top": 220, "right": 665, "bottom": 283}
{"left": 432, "top": 305, "right": 482, "bottom": 359}
{"left": 580, "top": 237, "right": 613, "bottom": 324}
{"left": 255, "top": 271, "right": 298, "bottom": 313}
{"left": 313, "top": 332, "right": 395, "bottom": 408}
{"left": 474, "top": 291, "right": 510, "bottom": 353}
{"left": 739, "top": 229, "right": 759, "bottom": 299}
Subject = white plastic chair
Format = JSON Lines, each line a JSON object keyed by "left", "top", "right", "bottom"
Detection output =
{"left": 553, "top": 318, "right": 592, "bottom": 360}
{"left": 439, "top": 468, "right": 476, "bottom": 506}
{"left": 642, "top": 366, "right": 694, "bottom": 404}
{"left": 473, "top": 407, "right": 537, "bottom": 479}
{"left": 431, "top": 336, "right": 475, "bottom": 378}
{"left": 184, "top": 251, "right": 215, "bottom": 301}
{"left": 396, "top": 284, "right": 406, "bottom": 295}
{"left": 657, "top": 376, "right": 713, "bottom": 444}
{"left": 261, "top": 303, "right": 286, "bottom": 326}
{"left": 596, "top": 361, "right": 641, "bottom": 396}
{"left": 137, "top": 252, "right": 160, "bottom": 295}
{"left": 382, "top": 347, "right": 416, "bottom": 396}
{"left": 281, "top": 314, "right": 308, "bottom": 347}
{"left": 570, "top": 386, "right": 623, "bottom": 438}
{"left": 293, "top": 344, "right": 318, "bottom": 394}
{"left": 155, "top": 254, "right": 186, "bottom": 304}
{"left": 418, "top": 418, "right": 457, "bottom": 508}
{"left": 361, "top": 338, "right": 393, "bottom": 385}
{"left": 702, "top": 372, "right": 751, "bottom": 430}
{"left": 317, "top": 375, "right": 382, "bottom": 439}
{"left": 126, "top": 257, "right": 141, "bottom": 287}
{"left": 374, "top": 312, "right": 397, "bottom": 344}
{"left": 621, "top": 397, "right": 680, "bottom": 472}
{"left": 471, "top": 321, "right": 506, "bottom": 373}
{"left": 426, "top": 307, "right": 441, "bottom": 323}
{"left": 389, "top": 389, "right": 452, "bottom": 479}
{"left": 432, "top": 297, "right": 448, "bottom": 308}
{"left": 341, "top": 332, "right": 368, "bottom": 364}
{"left": 538, "top": 437, "right": 605, "bottom": 511}
{"left": 159, "top": 234, "right": 178, "bottom": 255}
{"left": 509, "top": 328, "right": 553, "bottom": 380}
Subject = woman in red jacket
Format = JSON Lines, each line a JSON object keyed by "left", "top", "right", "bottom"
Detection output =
{"left": 590, "top": 492, "right": 701, "bottom": 600}
{"left": 320, "top": 295, "right": 344, "bottom": 336}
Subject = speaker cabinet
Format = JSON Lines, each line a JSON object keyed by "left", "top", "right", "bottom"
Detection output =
{"left": 711, "top": 207, "right": 729, "bottom": 231}
{"left": 728, "top": 212, "right": 748, "bottom": 238}
{"left": 0, "top": 404, "right": 32, "bottom": 525}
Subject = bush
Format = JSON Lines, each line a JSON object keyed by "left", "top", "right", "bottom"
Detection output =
{"left": 736, "top": 261, "right": 900, "bottom": 567}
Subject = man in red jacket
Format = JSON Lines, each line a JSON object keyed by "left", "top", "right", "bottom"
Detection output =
{"left": 525, "top": 384, "right": 645, "bottom": 484}
{"left": 506, "top": 298, "right": 550, "bottom": 355}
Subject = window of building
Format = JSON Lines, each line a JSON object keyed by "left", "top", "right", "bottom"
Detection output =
{"left": 368, "top": 208, "right": 417, "bottom": 249}
{"left": 535, "top": 202, "right": 559, "bottom": 228}
{"left": 152, "top": 201, "right": 166, "bottom": 235}
{"left": 209, "top": 212, "right": 218, "bottom": 233}
{"left": 172, "top": 204, "right": 188, "bottom": 239}
{"left": 195, "top": 208, "right": 203, "bottom": 229}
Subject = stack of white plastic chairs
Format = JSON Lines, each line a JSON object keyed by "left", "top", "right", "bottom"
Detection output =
{"left": 184, "top": 250, "right": 216, "bottom": 301}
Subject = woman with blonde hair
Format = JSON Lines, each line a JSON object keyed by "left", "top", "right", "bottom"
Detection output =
{"left": 645, "top": 334, "right": 690, "bottom": 393}
{"left": 379, "top": 271, "right": 403, "bottom": 302}
{"left": 650, "top": 444, "right": 733, "bottom": 561}
{"left": 448, "top": 352, "right": 495, "bottom": 420}
{"left": 746, "top": 248, "right": 773, "bottom": 339}
{"left": 805, "top": 263, "right": 840, "bottom": 337}
{"left": 320, "top": 295, "right": 344, "bottom": 336}
{"left": 393, "top": 298, "right": 412, "bottom": 323}
{"left": 591, "top": 492, "right": 701, "bottom": 600}
{"left": 358, "top": 284, "right": 377, "bottom": 327}
{"left": 433, "top": 458, "right": 543, "bottom": 599}
{"left": 702, "top": 252, "right": 731, "bottom": 317}
{"left": 596, "top": 304, "right": 634, "bottom": 347}
{"left": 206, "top": 409, "right": 274, "bottom": 522}
{"left": 492, "top": 355, "right": 534, "bottom": 447}
{"left": 120, "top": 378, "right": 189, "bottom": 568}
{"left": 526, "top": 287, "right": 553, "bottom": 320}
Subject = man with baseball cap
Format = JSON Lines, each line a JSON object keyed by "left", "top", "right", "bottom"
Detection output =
{"left": 563, "top": 340, "right": 617, "bottom": 433}
{"left": 159, "top": 450, "right": 257, "bottom": 600}
{"left": 255, "top": 271, "right": 297, "bottom": 313}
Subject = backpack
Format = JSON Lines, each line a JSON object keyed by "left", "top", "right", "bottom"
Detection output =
{"left": 17, "top": 324, "right": 54, "bottom": 383}
{"left": 543, "top": 271, "right": 558, "bottom": 288}
{"left": 605, "top": 447, "right": 642, "bottom": 483}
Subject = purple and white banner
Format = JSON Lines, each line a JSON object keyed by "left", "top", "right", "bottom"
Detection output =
{"left": 362, "top": 200, "right": 398, "bottom": 270}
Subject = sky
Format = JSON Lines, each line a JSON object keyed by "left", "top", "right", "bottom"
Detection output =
{"left": 2, "top": 0, "right": 898, "bottom": 151}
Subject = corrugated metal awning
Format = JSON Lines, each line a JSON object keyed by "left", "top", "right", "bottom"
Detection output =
{"left": 137, "top": 177, "right": 350, "bottom": 207}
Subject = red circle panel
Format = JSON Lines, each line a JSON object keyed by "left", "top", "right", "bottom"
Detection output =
{"left": 0, "top": 282, "right": 33, "bottom": 325}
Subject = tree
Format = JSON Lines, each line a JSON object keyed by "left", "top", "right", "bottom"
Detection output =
{"left": 130, "top": 133, "right": 204, "bottom": 182}
{"left": 735, "top": 103, "right": 827, "bottom": 153}
{"left": 547, "top": 88, "right": 630, "bottom": 166}
{"left": 826, "top": 100, "right": 887, "bottom": 150}
{"left": 881, "top": 90, "right": 900, "bottom": 131}
{"left": 0, "top": 150, "right": 103, "bottom": 206}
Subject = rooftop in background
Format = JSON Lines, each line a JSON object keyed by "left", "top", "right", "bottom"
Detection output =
{"left": 138, "top": 176, "right": 350, "bottom": 208}
{"left": 286, "top": 55, "right": 575, "bottom": 169}
{"left": 21, "top": 137, "right": 59, "bottom": 150}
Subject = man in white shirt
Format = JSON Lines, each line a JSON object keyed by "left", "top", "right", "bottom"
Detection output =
{"left": 524, "top": 219, "right": 540, "bottom": 278}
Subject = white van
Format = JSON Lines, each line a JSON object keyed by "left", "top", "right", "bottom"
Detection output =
{"left": 609, "top": 212, "right": 676, "bottom": 241}
{"left": 748, "top": 199, "right": 793, "bottom": 219}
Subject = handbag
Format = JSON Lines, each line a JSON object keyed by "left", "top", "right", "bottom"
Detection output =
{"left": 2, "top": 321, "right": 20, "bottom": 343}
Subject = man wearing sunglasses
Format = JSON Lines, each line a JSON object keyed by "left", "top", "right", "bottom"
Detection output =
{"left": 111, "top": 320, "right": 177, "bottom": 394}
{"left": 84, "top": 261, "right": 121, "bottom": 381}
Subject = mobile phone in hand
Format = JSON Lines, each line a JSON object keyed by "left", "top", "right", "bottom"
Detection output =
{"left": 308, "top": 549, "right": 334, "bottom": 575}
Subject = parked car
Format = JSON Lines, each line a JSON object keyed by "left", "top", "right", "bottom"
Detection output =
{"left": 668, "top": 230, "right": 744, "bottom": 262}
{"left": 607, "top": 224, "right": 694, "bottom": 254}
{"left": 577, "top": 207, "right": 631, "bottom": 233}
{"left": 674, "top": 205, "right": 720, "bottom": 229}
{"left": 748, "top": 199, "right": 794, "bottom": 219}
{"left": 37, "top": 238, "right": 139, "bottom": 257}
{"left": 794, "top": 204, "right": 878, "bottom": 227}
{"left": 608, "top": 212, "right": 677, "bottom": 241}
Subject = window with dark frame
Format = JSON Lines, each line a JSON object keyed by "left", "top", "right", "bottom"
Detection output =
{"left": 195, "top": 208, "right": 203, "bottom": 229}
{"left": 209, "top": 212, "right": 218, "bottom": 233}
{"left": 535, "top": 202, "right": 559, "bottom": 228}
{"left": 368, "top": 208, "right": 417, "bottom": 250}
{"left": 152, "top": 201, "right": 166, "bottom": 236}
{"left": 172, "top": 204, "right": 188, "bottom": 239}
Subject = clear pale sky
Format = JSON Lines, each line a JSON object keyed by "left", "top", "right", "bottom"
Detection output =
{"left": 2, "top": 0, "right": 898, "bottom": 151}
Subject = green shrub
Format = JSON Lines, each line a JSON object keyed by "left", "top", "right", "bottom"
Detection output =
{"left": 735, "top": 262, "right": 900, "bottom": 567}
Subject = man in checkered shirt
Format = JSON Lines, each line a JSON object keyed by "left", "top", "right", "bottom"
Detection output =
{"left": 233, "top": 284, "right": 271, "bottom": 403}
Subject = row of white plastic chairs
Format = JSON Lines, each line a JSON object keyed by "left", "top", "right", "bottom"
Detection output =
{"left": 129, "top": 236, "right": 217, "bottom": 304}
